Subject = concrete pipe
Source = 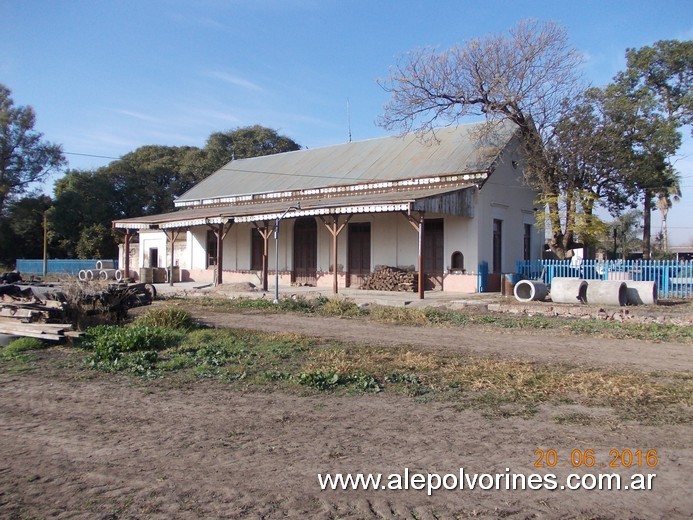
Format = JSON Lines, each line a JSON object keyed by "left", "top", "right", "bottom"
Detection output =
{"left": 98, "top": 269, "right": 117, "bottom": 280}
{"left": 114, "top": 270, "right": 124, "bottom": 281}
{"left": 550, "top": 278, "right": 588, "bottom": 304}
{"left": 86, "top": 269, "right": 95, "bottom": 281}
{"left": 625, "top": 281, "right": 658, "bottom": 306}
{"left": 585, "top": 280, "right": 627, "bottom": 306}
{"left": 95, "top": 260, "right": 115, "bottom": 270}
{"left": 514, "top": 280, "right": 548, "bottom": 302}
{"left": 78, "top": 269, "right": 88, "bottom": 281}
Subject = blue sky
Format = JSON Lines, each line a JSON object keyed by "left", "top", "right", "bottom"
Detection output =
{"left": 1, "top": 0, "right": 692, "bottom": 245}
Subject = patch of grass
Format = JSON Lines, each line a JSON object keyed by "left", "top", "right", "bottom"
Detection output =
{"left": 134, "top": 307, "right": 197, "bottom": 330}
{"left": 369, "top": 306, "right": 430, "bottom": 325}
{"left": 175, "top": 296, "right": 692, "bottom": 343}
{"left": 1, "top": 337, "right": 49, "bottom": 357}
{"left": 0, "top": 337, "right": 50, "bottom": 369}
{"left": 73, "top": 312, "right": 691, "bottom": 423}
{"left": 317, "top": 297, "right": 365, "bottom": 318}
{"left": 79, "top": 323, "right": 185, "bottom": 374}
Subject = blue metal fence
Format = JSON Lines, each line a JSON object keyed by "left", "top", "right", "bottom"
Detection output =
{"left": 15, "top": 259, "right": 118, "bottom": 277}
{"left": 515, "top": 259, "right": 693, "bottom": 299}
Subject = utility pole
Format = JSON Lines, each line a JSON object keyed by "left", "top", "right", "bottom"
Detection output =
{"left": 42, "top": 211, "right": 48, "bottom": 277}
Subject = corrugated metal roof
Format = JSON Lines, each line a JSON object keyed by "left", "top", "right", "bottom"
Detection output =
{"left": 175, "top": 120, "right": 516, "bottom": 205}
{"left": 114, "top": 183, "right": 477, "bottom": 229}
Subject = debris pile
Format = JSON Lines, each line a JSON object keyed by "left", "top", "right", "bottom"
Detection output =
{"left": 0, "top": 282, "right": 155, "bottom": 342}
{"left": 360, "top": 266, "right": 418, "bottom": 292}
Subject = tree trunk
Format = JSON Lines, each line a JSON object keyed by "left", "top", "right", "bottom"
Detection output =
{"left": 642, "top": 188, "right": 651, "bottom": 260}
{"left": 660, "top": 206, "right": 669, "bottom": 252}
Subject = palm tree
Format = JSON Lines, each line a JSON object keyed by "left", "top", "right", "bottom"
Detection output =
{"left": 655, "top": 168, "right": 682, "bottom": 252}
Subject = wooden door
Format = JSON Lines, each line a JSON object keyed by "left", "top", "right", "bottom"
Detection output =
{"left": 347, "top": 222, "right": 371, "bottom": 287}
{"left": 292, "top": 218, "right": 317, "bottom": 285}
{"left": 251, "top": 228, "right": 263, "bottom": 271}
{"left": 423, "top": 219, "right": 444, "bottom": 290}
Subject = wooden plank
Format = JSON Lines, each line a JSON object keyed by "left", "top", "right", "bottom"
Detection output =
{"left": 0, "top": 325, "right": 64, "bottom": 341}
{"left": 0, "top": 308, "right": 39, "bottom": 319}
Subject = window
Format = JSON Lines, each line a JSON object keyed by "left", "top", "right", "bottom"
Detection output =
{"left": 524, "top": 223, "right": 532, "bottom": 261}
{"left": 206, "top": 230, "right": 217, "bottom": 268}
{"left": 451, "top": 251, "right": 464, "bottom": 271}
{"left": 493, "top": 219, "right": 502, "bottom": 273}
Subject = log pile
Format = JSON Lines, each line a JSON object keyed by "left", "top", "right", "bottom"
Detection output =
{"left": 360, "top": 266, "right": 418, "bottom": 292}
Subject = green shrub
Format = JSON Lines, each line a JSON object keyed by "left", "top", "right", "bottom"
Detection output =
{"left": 81, "top": 324, "right": 183, "bottom": 372}
{"left": 134, "top": 307, "right": 197, "bottom": 330}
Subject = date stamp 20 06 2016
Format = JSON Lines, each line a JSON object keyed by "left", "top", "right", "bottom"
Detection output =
{"left": 534, "top": 449, "right": 659, "bottom": 469}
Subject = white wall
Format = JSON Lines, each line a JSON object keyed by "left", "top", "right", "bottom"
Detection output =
{"left": 476, "top": 139, "right": 543, "bottom": 272}
{"left": 138, "top": 230, "right": 167, "bottom": 269}
{"left": 444, "top": 215, "right": 477, "bottom": 273}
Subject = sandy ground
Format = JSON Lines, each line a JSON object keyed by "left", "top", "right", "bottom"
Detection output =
{"left": 0, "top": 309, "right": 691, "bottom": 519}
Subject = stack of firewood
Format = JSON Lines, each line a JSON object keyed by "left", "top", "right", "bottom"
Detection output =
{"left": 360, "top": 266, "right": 417, "bottom": 292}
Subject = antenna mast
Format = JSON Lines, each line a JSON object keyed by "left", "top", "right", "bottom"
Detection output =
{"left": 347, "top": 98, "right": 352, "bottom": 143}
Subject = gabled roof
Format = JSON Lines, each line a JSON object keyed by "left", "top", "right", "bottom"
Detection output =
{"left": 175, "top": 120, "right": 517, "bottom": 207}
{"left": 113, "top": 121, "right": 520, "bottom": 230}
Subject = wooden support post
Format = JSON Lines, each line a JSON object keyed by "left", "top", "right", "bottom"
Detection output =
{"left": 216, "top": 223, "right": 224, "bottom": 286}
{"left": 402, "top": 211, "right": 425, "bottom": 300}
{"left": 163, "top": 228, "right": 182, "bottom": 286}
{"left": 418, "top": 212, "right": 425, "bottom": 300}
{"left": 253, "top": 221, "right": 272, "bottom": 292}
{"left": 319, "top": 214, "right": 352, "bottom": 295}
{"left": 207, "top": 221, "right": 233, "bottom": 287}
{"left": 123, "top": 230, "right": 131, "bottom": 280}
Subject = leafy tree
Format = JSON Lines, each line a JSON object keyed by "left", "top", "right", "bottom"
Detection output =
{"left": 50, "top": 169, "right": 118, "bottom": 257}
{"left": 543, "top": 88, "right": 636, "bottom": 253}
{"left": 378, "top": 19, "right": 585, "bottom": 258}
{"left": 103, "top": 145, "right": 201, "bottom": 217}
{"left": 45, "top": 126, "right": 301, "bottom": 258}
{"left": 622, "top": 40, "right": 693, "bottom": 131}
{"left": 608, "top": 210, "right": 643, "bottom": 261}
{"left": 610, "top": 40, "right": 692, "bottom": 258}
{"left": 0, "top": 194, "right": 52, "bottom": 264}
{"left": 0, "top": 84, "right": 65, "bottom": 215}
{"left": 203, "top": 125, "right": 301, "bottom": 172}
{"left": 75, "top": 223, "right": 118, "bottom": 259}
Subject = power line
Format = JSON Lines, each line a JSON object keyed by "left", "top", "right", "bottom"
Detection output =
{"left": 64, "top": 151, "right": 121, "bottom": 160}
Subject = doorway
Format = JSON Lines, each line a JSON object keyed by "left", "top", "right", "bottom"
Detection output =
{"left": 423, "top": 219, "right": 444, "bottom": 290}
{"left": 347, "top": 222, "right": 371, "bottom": 287}
{"left": 292, "top": 217, "right": 317, "bottom": 285}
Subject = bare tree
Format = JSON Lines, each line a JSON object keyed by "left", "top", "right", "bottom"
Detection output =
{"left": 378, "top": 20, "right": 586, "bottom": 258}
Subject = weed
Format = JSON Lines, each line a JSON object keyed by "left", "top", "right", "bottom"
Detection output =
{"left": 298, "top": 370, "right": 341, "bottom": 390}
{"left": 80, "top": 324, "right": 184, "bottom": 372}
{"left": 297, "top": 369, "right": 381, "bottom": 392}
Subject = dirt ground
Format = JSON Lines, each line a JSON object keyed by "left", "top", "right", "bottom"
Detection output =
{"left": 0, "top": 308, "right": 691, "bottom": 519}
